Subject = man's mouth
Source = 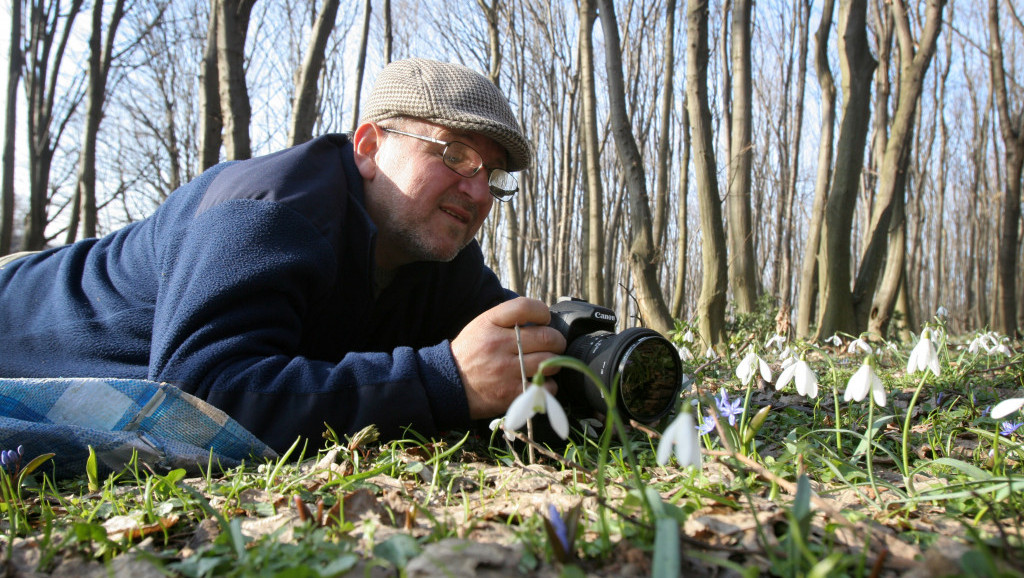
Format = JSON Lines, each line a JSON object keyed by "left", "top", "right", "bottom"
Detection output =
{"left": 441, "top": 205, "right": 472, "bottom": 224}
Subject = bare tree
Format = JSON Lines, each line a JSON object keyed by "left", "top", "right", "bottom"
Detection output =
{"left": 288, "top": 0, "right": 339, "bottom": 146}
{"left": 687, "top": 0, "right": 728, "bottom": 347}
{"left": 66, "top": 0, "right": 128, "bottom": 244}
{"left": 855, "top": 0, "right": 946, "bottom": 337}
{"left": 22, "top": 0, "right": 86, "bottom": 251}
{"left": 198, "top": 1, "right": 221, "bottom": 171}
{"left": 813, "top": 0, "right": 876, "bottom": 340}
{"left": 726, "top": 0, "right": 758, "bottom": 313}
{"left": 596, "top": 0, "right": 673, "bottom": 333}
{"left": 579, "top": 0, "right": 606, "bottom": 306}
{"left": 652, "top": 0, "right": 677, "bottom": 249}
{"left": 348, "top": 0, "right": 371, "bottom": 132}
{"left": 988, "top": 0, "right": 1024, "bottom": 337}
{"left": 216, "top": 0, "right": 256, "bottom": 160}
{"left": 1, "top": 0, "right": 22, "bottom": 255}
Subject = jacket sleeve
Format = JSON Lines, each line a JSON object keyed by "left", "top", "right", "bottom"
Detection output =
{"left": 148, "top": 198, "right": 478, "bottom": 453}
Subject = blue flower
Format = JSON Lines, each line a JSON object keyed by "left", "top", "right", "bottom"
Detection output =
{"left": 0, "top": 445, "right": 24, "bottom": 474}
{"left": 716, "top": 390, "right": 744, "bottom": 426}
{"left": 696, "top": 414, "right": 716, "bottom": 435}
{"left": 1000, "top": 421, "right": 1023, "bottom": 437}
{"left": 547, "top": 504, "right": 570, "bottom": 556}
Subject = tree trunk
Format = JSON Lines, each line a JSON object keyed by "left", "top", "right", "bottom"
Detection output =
{"left": 216, "top": 0, "right": 255, "bottom": 161}
{"left": 856, "top": 0, "right": 946, "bottom": 337}
{"left": 1, "top": 0, "right": 21, "bottom": 255}
{"left": 778, "top": 0, "right": 810, "bottom": 317}
{"left": 383, "top": 0, "right": 392, "bottom": 64}
{"left": 69, "top": 0, "right": 126, "bottom": 243}
{"left": 726, "top": 0, "right": 757, "bottom": 313}
{"left": 652, "top": 0, "right": 677, "bottom": 249}
{"left": 813, "top": 0, "right": 876, "bottom": 340}
{"left": 795, "top": 0, "right": 835, "bottom": 339}
{"left": 596, "top": 0, "right": 674, "bottom": 333}
{"left": 988, "top": 0, "right": 1024, "bottom": 337}
{"left": 22, "top": 0, "right": 86, "bottom": 251}
{"left": 687, "top": 0, "right": 728, "bottom": 347}
{"left": 348, "top": 0, "right": 371, "bottom": 132}
{"left": 671, "top": 93, "right": 692, "bottom": 320}
{"left": 579, "top": 0, "right": 605, "bottom": 306}
{"left": 199, "top": 0, "right": 222, "bottom": 171}
{"left": 289, "top": 0, "right": 339, "bottom": 146}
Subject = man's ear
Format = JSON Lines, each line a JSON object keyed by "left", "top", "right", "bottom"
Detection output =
{"left": 352, "top": 122, "right": 382, "bottom": 180}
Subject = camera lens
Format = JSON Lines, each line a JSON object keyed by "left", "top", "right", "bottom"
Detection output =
{"left": 564, "top": 327, "right": 682, "bottom": 423}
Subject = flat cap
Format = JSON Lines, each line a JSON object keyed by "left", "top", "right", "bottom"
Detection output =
{"left": 360, "top": 58, "right": 532, "bottom": 172}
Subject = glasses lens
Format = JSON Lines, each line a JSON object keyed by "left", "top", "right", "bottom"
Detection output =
{"left": 488, "top": 170, "right": 518, "bottom": 201}
{"left": 442, "top": 142, "right": 482, "bottom": 178}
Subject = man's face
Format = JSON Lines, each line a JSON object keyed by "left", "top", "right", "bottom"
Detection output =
{"left": 355, "top": 120, "right": 506, "bottom": 270}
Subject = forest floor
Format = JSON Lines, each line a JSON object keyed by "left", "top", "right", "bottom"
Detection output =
{"left": 1, "top": 326, "right": 1023, "bottom": 577}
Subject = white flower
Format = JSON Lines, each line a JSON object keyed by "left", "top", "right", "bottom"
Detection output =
{"left": 489, "top": 418, "right": 516, "bottom": 441}
{"left": 765, "top": 334, "right": 786, "bottom": 352}
{"left": 991, "top": 397, "right": 1024, "bottom": 420}
{"left": 847, "top": 338, "right": 872, "bottom": 356}
{"left": 968, "top": 335, "right": 986, "bottom": 355}
{"left": 503, "top": 384, "right": 569, "bottom": 439}
{"left": 682, "top": 330, "right": 695, "bottom": 343}
{"left": 705, "top": 346, "right": 716, "bottom": 359}
{"left": 936, "top": 306, "right": 948, "bottom": 319}
{"left": 776, "top": 358, "right": 819, "bottom": 398}
{"left": 678, "top": 345, "right": 694, "bottom": 361}
{"left": 736, "top": 351, "right": 773, "bottom": 385}
{"left": 824, "top": 334, "right": 843, "bottom": 347}
{"left": 656, "top": 412, "right": 702, "bottom": 468}
{"left": 906, "top": 329, "right": 941, "bottom": 377}
{"left": 844, "top": 360, "right": 886, "bottom": 406}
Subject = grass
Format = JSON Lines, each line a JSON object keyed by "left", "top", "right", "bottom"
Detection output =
{"left": 1, "top": 319, "right": 1023, "bottom": 577}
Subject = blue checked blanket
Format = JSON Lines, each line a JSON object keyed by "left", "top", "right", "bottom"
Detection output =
{"left": 0, "top": 378, "right": 277, "bottom": 479}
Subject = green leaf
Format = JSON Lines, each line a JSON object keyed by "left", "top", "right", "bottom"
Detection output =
{"left": 86, "top": 446, "right": 100, "bottom": 492}
{"left": 652, "top": 517, "right": 680, "bottom": 578}
{"left": 373, "top": 534, "right": 421, "bottom": 569}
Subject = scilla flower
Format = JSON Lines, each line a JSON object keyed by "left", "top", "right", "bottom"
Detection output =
{"left": 906, "top": 328, "right": 941, "bottom": 377}
{"left": 776, "top": 358, "right": 818, "bottom": 398}
{"left": 991, "top": 397, "right": 1024, "bottom": 420}
{"left": 844, "top": 357, "right": 886, "bottom": 406}
{"left": 504, "top": 384, "right": 569, "bottom": 439}
{"left": 736, "top": 350, "right": 773, "bottom": 386}
{"left": 656, "top": 411, "right": 702, "bottom": 468}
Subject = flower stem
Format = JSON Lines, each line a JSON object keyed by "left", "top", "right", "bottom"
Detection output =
{"left": 866, "top": 397, "right": 882, "bottom": 508}
{"left": 901, "top": 374, "right": 928, "bottom": 496}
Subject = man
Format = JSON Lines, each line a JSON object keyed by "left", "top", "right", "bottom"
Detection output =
{"left": 0, "top": 58, "right": 566, "bottom": 453}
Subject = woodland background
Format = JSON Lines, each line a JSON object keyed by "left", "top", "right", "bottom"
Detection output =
{"left": 0, "top": 0, "right": 1022, "bottom": 349}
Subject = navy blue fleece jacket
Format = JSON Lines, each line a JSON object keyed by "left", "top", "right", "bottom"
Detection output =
{"left": 0, "top": 134, "right": 509, "bottom": 452}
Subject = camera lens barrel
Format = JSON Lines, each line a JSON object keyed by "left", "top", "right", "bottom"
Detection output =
{"left": 562, "top": 327, "right": 683, "bottom": 423}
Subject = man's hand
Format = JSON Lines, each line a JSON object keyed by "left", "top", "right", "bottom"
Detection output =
{"left": 451, "top": 297, "right": 567, "bottom": 420}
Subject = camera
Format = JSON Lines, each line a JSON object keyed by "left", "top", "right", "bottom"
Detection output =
{"left": 548, "top": 297, "right": 683, "bottom": 423}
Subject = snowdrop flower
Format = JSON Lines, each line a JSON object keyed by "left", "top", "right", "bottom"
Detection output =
{"left": 776, "top": 358, "right": 819, "bottom": 398}
{"left": 678, "top": 345, "right": 694, "bottom": 361}
{"left": 489, "top": 418, "right": 517, "bottom": 442}
{"left": 991, "top": 397, "right": 1024, "bottom": 420}
{"left": 504, "top": 384, "right": 569, "bottom": 439}
{"left": 765, "top": 334, "right": 786, "bottom": 352}
{"left": 906, "top": 328, "right": 941, "bottom": 377}
{"left": 705, "top": 346, "right": 716, "bottom": 359}
{"left": 824, "top": 334, "right": 843, "bottom": 347}
{"left": 991, "top": 342, "right": 1013, "bottom": 357}
{"left": 847, "top": 338, "right": 873, "bottom": 356}
{"left": 936, "top": 306, "right": 948, "bottom": 319}
{"left": 682, "top": 329, "right": 695, "bottom": 344}
{"left": 778, "top": 346, "right": 796, "bottom": 369}
{"left": 736, "top": 350, "right": 773, "bottom": 386}
{"left": 844, "top": 358, "right": 886, "bottom": 406}
{"left": 656, "top": 412, "right": 702, "bottom": 468}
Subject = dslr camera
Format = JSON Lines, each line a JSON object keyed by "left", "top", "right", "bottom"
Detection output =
{"left": 548, "top": 297, "right": 683, "bottom": 423}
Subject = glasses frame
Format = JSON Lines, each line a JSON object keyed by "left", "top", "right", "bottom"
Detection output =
{"left": 381, "top": 127, "right": 518, "bottom": 202}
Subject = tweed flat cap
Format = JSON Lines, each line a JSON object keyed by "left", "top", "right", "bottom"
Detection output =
{"left": 361, "top": 58, "right": 533, "bottom": 172}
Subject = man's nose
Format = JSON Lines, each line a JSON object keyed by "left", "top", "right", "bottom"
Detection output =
{"left": 459, "top": 169, "right": 493, "bottom": 204}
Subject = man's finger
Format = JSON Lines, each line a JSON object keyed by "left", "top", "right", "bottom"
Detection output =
{"left": 484, "top": 297, "right": 551, "bottom": 328}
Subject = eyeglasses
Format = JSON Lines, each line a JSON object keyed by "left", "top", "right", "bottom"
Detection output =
{"left": 381, "top": 127, "right": 518, "bottom": 202}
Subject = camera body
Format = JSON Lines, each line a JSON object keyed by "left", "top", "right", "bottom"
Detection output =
{"left": 549, "top": 297, "right": 682, "bottom": 424}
